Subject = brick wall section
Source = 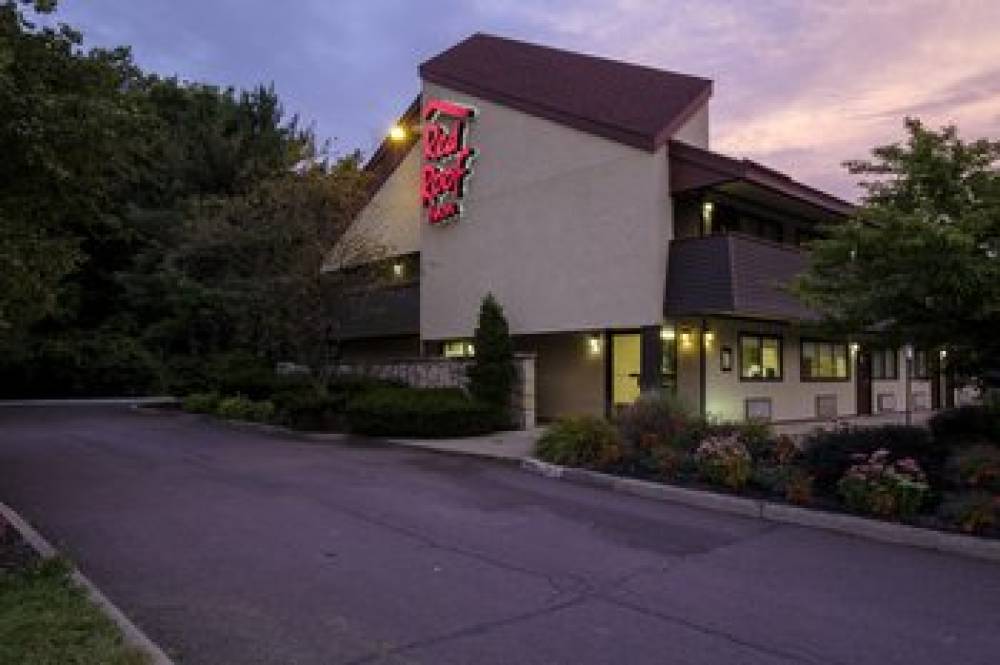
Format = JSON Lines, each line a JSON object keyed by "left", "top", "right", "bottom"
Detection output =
{"left": 331, "top": 353, "right": 537, "bottom": 430}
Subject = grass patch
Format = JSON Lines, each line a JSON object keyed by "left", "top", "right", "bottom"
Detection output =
{"left": 0, "top": 557, "right": 149, "bottom": 665}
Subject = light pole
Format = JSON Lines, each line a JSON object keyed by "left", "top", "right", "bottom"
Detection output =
{"left": 904, "top": 344, "right": 914, "bottom": 426}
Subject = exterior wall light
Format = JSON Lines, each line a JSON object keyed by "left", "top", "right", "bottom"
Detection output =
{"left": 680, "top": 329, "right": 693, "bottom": 349}
{"left": 904, "top": 344, "right": 914, "bottom": 361}
{"left": 850, "top": 342, "right": 860, "bottom": 355}
{"left": 392, "top": 261, "right": 404, "bottom": 278}
{"left": 588, "top": 335, "right": 602, "bottom": 357}
{"left": 661, "top": 326, "right": 675, "bottom": 341}
{"left": 388, "top": 124, "right": 408, "bottom": 141}
{"left": 939, "top": 348, "right": 947, "bottom": 360}
{"left": 704, "top": 330, "right": 714, "bottom": 346}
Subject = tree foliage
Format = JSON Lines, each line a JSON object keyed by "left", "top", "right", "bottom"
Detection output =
{"left": 467, "top": 293, "right": 516, "bottom": 417}
{"left": 0, "top": 1, "right": 379, "bottom": 396}
{"left": 795, "top": 119, "right": 1000, "bottom": 379}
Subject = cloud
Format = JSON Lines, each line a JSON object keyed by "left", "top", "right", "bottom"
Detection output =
{"left": 41, "top": 0, "right": 1000, "bottom": 201}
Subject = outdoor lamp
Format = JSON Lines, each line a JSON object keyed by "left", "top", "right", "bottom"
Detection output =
{"left": 850, "top": 342, "right": 859, "bottom": 355}
{"left": 680, "top": 329, "right": 693, "bottom": 348}
{"left": 703, "top": 330, "right": 714, "bottom": 345}
{"left": 588, "top": 335, "right": 602, "bottom": 356}
{"left": 388, "top": 124, "right": 408, "bottom": 141}
{"left": 661, "top": 326, "right": 675, "bottom": 341}
{"left": 392, "top": 261, "right": 404, "bottom": 278}
{"left": 905, "top": 344, "right": 914, "bottom": 360}
{"left": 939, "top": 348, "right": 948, "bottom": 360}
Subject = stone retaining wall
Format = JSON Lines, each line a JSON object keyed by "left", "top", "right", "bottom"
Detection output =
{"left": 330, "top": 353, "right": 536, "bottom": 430}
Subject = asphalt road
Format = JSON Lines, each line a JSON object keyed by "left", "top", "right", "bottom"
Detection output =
{"left": 0, "top": 405, "right": 998, "bottom": 665}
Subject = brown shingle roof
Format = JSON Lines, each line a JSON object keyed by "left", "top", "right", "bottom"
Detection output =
{"left": 419, "top": 33, "right": 712, "bottom": 152}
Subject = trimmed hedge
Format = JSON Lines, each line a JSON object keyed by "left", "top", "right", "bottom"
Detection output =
{"left": 345, "top": 387, "right": 498, "bottom": 438}
{"left": 929, "top": 404, "right": 1000, "bottom": 447}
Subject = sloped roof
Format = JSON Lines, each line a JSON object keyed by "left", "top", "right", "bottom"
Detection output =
{"left": 419, "top": 33, "right": 712, "bottom": 152}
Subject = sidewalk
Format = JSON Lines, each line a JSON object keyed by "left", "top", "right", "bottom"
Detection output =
{"left": 388, "top": 427, "right": 541, "bottom": 461}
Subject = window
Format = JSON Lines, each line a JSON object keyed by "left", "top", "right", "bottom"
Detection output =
{"left": 912, "top": 349, "right": 930, "bottom": 379}
{"left": 443, "top": 340, "right": 474, "bottom": 358}
{"left": 871, "top": 348, "right": 898, "bottom": 380}
{"left": 745, "top": 398, "right": 773, "bottom": 421}
{"left": 801, "top": 340, "right": 849, "bottom": 381}
{"left": 740, "top": 334, "right": 782, "bottom": 380}
{"left": 661, "top": 325, "right": 677, "bottom": 392}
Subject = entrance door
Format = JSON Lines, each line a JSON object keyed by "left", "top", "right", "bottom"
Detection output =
{"left": 856, "top": 350, "right": 873, "bottom": 415}
{"left": 611, "top": 333, "right": 642, "bottom": 407}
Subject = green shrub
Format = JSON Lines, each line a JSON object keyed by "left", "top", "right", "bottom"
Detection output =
{"left": 937, "top": 491, "right": 999, "bottom": 534}
{"left": 707, "top": 419, "right": 775, "bottom": 461}
{"left": 345, "top": 387, "right": 498, "bottom": 438}
{"left": 694, "top": 432, "right": 752, "bottom": 490}
{"left": 215, "top": 395, "right": 275, "bottom": 423}
{"left": 946, "top": 444, "right": 1000, "bottom": 492}
{"left": 271, "top": 386, "right": 346, "bottom": 431}
{"left": 930, "top": 404, "right": 1000, "bottom": 447}
{"left": 535, "top": 416, "right": 622, "bottom": 469}
{"left": 616, "top": 394, "right": 704, "bottom": 453}
{"left": 837, "top": 450, "right": 930, "bottom": 519}
{"left": 802, "top": 424, "right": 943, "bottom": 493}
{"left": 182, "top": 392, "right": 220, "bottom": 414}
{"left": 209, "top": 352, "right": 280, "bottom": 399}
{"left": 466, "top": 293, "right": 517, "bottom": 418}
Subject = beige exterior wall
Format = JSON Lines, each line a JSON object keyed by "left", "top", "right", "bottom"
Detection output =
{"left": 420, "top": 81, "right": 679, "bottom": 340}
{"left": 673, "top": 318, "right": 858, "bottom": 422}
{"left": 327, "top": 145, "right": 422, "bottom": 270}
{"left": 516, "top": 333, "right": 605, "bottom": 420}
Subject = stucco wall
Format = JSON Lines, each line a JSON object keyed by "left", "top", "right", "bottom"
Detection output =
{"left": 516, "top": 332, "right": 605, "bottom": 420}
{"left": 328, "top": 145, "right": 422, "bottom": 270}
{"left": 420, "top": 81, "right": 677, "bottom": 340}
{"left": 673, "top": 318, "right": 858, "bottom": 422}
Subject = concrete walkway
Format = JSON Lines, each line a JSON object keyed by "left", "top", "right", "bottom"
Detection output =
{"left": 388, "top": 428, "right": 541, "bottom": 461}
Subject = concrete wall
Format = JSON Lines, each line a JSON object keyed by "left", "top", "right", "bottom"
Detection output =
{"left": 516, "top": 332, "right": 605, "bottom": 420}
{"left": 328, "top": 145, "right": 422, "bottom": 270}
{"left": 420, "top": 81, "right": 678, "bottom": 340}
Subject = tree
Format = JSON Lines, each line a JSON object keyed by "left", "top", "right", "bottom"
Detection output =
{"left": 467, "top": 294, "right": 517, "bottom": 418}
{"left": 794, "top": 118, "right": 1000, "bottom": 380}
{"left": 168, "top": 153, "right": 381, "bottom": 382}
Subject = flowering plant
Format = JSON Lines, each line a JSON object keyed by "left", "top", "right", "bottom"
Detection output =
{"left": 837, "top": 449, "right": 929, "bottom": 519}
{"left": 695, "top": 433, "right": 752, "bottom": 490}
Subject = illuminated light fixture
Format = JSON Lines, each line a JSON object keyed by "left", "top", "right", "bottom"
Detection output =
{"left": 587, "top": 335, "right": 602, "bottom": 356}
{"left": 680, "top": 329, "right": 693, "bottom": 348}
{"left": 388, "top": 124, "right": 408, "bottom": 141}
{"left": 850, "top": 342, "right": 860, "bottom": 355}
{"left": 702, "top": 201, "right": 714, "bottom": 220}
{"left": 939, "top": 348, "right": 947, "bottom": 360}
{"left": 466, "top": 343, "right": 475, "bottom": 356}
{"left": 660, "top": 326, "right": 675, "bottom": 341}
{"left": 703, "top": 330, "right": 714, "bottom": 345}
{"left": 904, "top": 344, "right": 914, "bottom": 360}
{"left": 392, "top": 261, "right": 404, "bottom": 278}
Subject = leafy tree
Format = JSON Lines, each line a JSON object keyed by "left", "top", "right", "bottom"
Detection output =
{"left": 794, "top": 119, "right": 1000, "bottom": 380}
{"left": 467, "top": 293, "right": 517, "bottom": 417}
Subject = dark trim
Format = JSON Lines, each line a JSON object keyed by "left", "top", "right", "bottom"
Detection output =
{"left": 737, "top": 331, "right": 784, "bottom": 382}
{"left": 603, "top": 330, "right": 613, "bottom": 418}
{"left": 799, "top": 338, "right": 851, "bottom": 382}
{"left": 639, "top": 326, "right": 663, "bottom": 393}
{"left": 670, "top": 140, "right": 855, "bottom": 218}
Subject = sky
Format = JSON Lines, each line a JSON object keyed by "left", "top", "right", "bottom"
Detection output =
{"left": 47, "top": 0, "right": 1000, "bottom": 201}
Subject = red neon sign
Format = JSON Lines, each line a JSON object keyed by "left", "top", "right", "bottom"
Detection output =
{"left": 421, "top": 99, "right": 476, "bottom": 225}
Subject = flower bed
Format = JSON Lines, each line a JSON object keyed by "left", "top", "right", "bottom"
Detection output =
{"left": 534, "top": 396, "right": 1000, "bottom": 538}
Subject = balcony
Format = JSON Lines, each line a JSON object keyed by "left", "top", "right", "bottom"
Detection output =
{"left": 664, "top": 233, "right": 817, "bottom": 322}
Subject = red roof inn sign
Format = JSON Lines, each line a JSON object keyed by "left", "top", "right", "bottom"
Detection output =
{"left": 421, "top": 99, "right": 477, "bottom": 225}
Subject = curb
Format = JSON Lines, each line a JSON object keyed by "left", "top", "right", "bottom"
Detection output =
{"left": 519, "top": 458, "right": 1000, "bottom": 564}
{"left": 1, "top": 397, "right": 178, "bottom": 408}
{"left": 0, "top": 502, "right": 175, "bottom": 665}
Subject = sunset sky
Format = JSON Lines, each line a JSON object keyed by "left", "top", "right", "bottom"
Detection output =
{"left": 52, "top": 0, "right": 1000, "bottom": 201}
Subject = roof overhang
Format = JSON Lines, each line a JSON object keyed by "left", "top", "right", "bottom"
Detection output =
{"left": 669, "top": 140, "right": 855, "bottom": 221}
